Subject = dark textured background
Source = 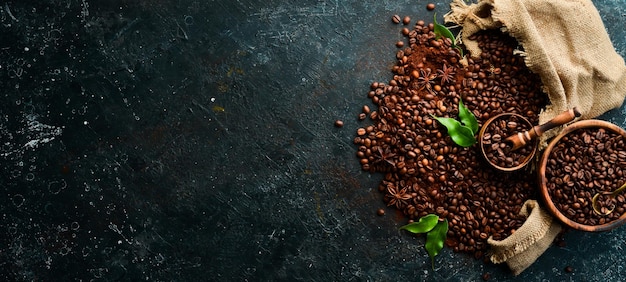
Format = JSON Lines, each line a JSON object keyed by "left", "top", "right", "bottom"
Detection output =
{"left": 1, "top": 0, "right": 626, "bottom": 281}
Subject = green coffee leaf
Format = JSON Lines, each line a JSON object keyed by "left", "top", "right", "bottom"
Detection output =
{"left": 399, "top": 214, "right": 449, "bottom": 270}
{"left": 433, "top": 13, "right": 464, "bottom": 57}
{"left": 433, "top": 13, "right": 455, "bottom": 45}
{"left": 400, "top": 214, "right": 439, "bottom": 234}
{"left": 458, "top": 98, "right": 479, "bottom": 135}
{"left": 425, "top": 219, "right": 449, "bottom": 269}
{"left": 431, "top": 116, "right": 476, "bottom": 147}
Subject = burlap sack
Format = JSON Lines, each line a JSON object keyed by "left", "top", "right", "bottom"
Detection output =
{"left": 487, "top": 200, "right": 561, "bottom": 275}
{"left": 445, "top": 0, "right": 626, "bottom": 145}
{"left": 444, "top": 0, "right": 626, "bottom": 274}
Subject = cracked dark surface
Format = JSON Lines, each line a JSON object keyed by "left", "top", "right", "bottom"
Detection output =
{"left": 1, "top": 0, "right": 625, "bottom": 280}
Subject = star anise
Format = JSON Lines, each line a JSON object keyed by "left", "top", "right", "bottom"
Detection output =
{"left": 437, "top": 64, "right": 456, "bottom": 85}
{"left": 416, "top": 68, "right": 436, "bottom": 93}
{"left": 385, "top": 182, "right": 412, "bottom": 209}
{"left": 371, "top": 146, "right": 396, "bottom": 167}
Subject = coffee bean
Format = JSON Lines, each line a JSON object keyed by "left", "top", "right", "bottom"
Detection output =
{"left": 430, "top": 189, "right": 438, "bottom": 197}
{"left": 334, "top": 120, "right": 344, "bottom": 127}
{"left": 402, "top": 16, "right": 411, "bottom": 25}
{"left": 392, "top": 15, "right": 401, "bottom": 24}
{"left": 377, "top": 208, "right": 386, "bottom": 216}
{"left": 362, "top": 105, "right": 371, "bottom": 114}
{"left": 370, "top": 111, "right": 378, "bottom": 120}
{"left": 427, "top": 3, "right": 436, "bottom": 11}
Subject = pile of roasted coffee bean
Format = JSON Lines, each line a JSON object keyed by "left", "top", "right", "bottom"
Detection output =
{"left": 481, "top": 114, "right": 534, "bottom": 169}
{"left": 355, "top": 20, "right": 548, "bottom": 257}
{"left": 545, "top": 128, "right": 626, "bottom": 225}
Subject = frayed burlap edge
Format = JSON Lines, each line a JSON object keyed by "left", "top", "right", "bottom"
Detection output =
{"left": 487, "top": 200, "right": 562, "bottom": 275}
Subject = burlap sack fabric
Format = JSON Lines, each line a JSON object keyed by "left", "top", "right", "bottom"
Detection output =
{"left": 444, "top": 0, "right": 626, "bottom": 275}
{"left": 445, "top": 0, "right": 626, "bottom": 145}
{"left": 487, "top": 200, "right": 561, "bottom": 275}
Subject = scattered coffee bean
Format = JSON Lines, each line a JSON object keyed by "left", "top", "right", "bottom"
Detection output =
{"left": 482, "top": 273, "right": 491, "bottom": 281}
{"left": 377, "top": 208, "right": 386, "bottom": 216}
{"left": 362, "top": 105, "right": 371, "bottom": 114}
{"left": 403, "top": 16, "right": 411, "bottom": 25}
{"left": 427, "top": 3, "right": 436, "bottom": 11}
{"left": 334, "top": 120, "right": 344, "bottom": 127}
{"left": 564, "top": 266, "right": 574, "bottom": 273}
{"left": 392, "top": 15, "right": 401, "bottom": 24}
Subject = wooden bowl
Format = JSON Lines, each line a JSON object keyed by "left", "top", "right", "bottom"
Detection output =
{"left": 538, "top": 120, "right": 626, "bottom": 232}
{"left": 478, "top": 113, "right": 537, "bottom": 171}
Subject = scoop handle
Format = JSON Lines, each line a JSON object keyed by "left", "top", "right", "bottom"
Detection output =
{"left": 507, "top": 108, "right": 581, "bottom": 150}
{"left": 532, "top": 107, "right": 581, "bottom": 137}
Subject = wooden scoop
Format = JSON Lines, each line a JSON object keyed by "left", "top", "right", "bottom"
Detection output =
{"left": 591, "top": 182, "right": 626, "bottom": 215}
{"left": 505, "top": 108, "right": 581, "bottom": 151}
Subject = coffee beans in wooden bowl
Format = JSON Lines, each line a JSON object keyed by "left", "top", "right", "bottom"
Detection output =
{"left": 479, "top": 113, "right": 537, "bottom": 171}
{"left": 538, "top": 120, "right": 626, "bottom": 232}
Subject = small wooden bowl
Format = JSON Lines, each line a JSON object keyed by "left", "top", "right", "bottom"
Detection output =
{"left": 538, "top": 120, "right": 626, "bottom": 232}
{"left": 478, "top": 113, "right": 537, "bottom": 171}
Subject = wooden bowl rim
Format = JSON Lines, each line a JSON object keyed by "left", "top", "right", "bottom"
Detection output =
{"left": 538, "top": 119, "right": 626, "bottom": 232}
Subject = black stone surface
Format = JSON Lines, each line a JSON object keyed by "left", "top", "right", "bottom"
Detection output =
{"left": 1, "top": 0, "right": 626, "bottom": 281}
